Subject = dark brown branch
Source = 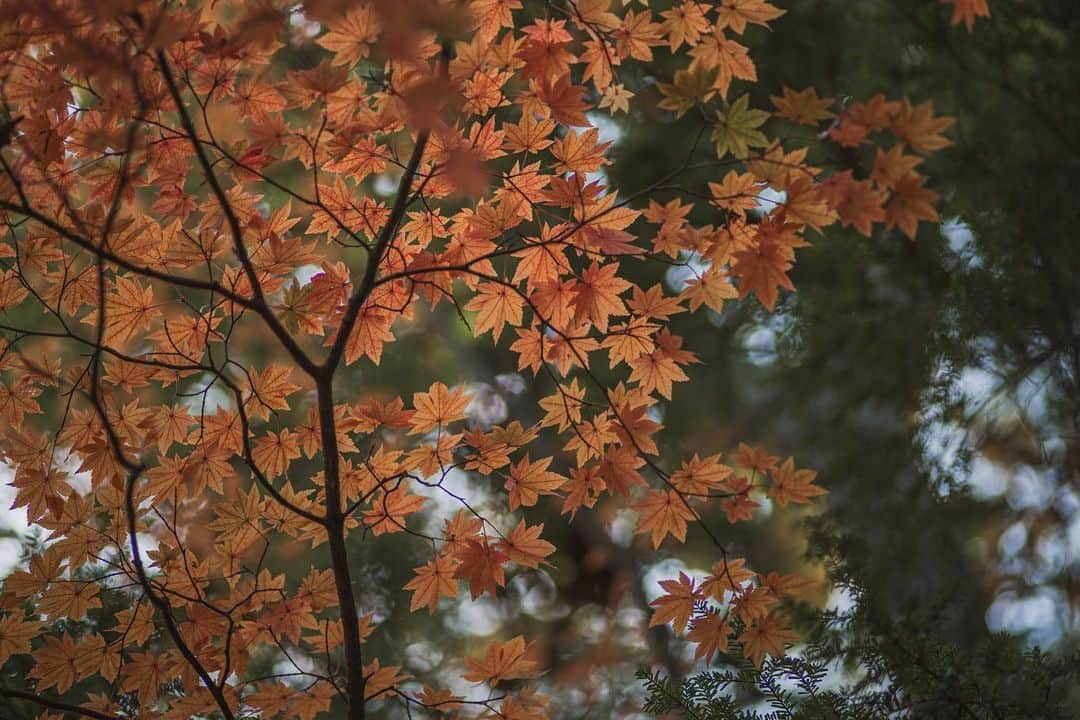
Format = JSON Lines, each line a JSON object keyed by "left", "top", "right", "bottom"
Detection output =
{"left": 154, "top": 49, "right": 320, "bottom": 377}
{"left": 322, "top": 122, "right": 433, "bottom": 376}
{"left": 313, "top": 45, "right": 449, "bottom": 720}
{"left": 0, "top": 687, "right": 118, "bottom": 720}
{"left": 78, "top": 140, "right": 239, "bottom": 716}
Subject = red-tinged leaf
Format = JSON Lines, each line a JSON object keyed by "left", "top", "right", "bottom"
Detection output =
{"left": 453, "top": 540, "right": 509, "bottom": 600}
{"left": 538, "top": 76, "right": 590, "bottom": 127}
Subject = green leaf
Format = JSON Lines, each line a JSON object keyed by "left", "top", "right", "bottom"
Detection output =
{"left": 657, "top": 66, "right": 718, "bottom": 118}
{"left": 712, "top": 94, "right": 769, "bottom": 159}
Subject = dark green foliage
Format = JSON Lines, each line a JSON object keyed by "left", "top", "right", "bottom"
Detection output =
{"left": 640, "top": 580, "right": 1079, "bottom": 720}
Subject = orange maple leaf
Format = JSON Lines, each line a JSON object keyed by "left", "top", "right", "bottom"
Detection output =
{"left": 362, "top": 488, "right": 427, "bottom": 535}
{"left": 404, "top": 556, "right": 461, "bottom": 614}
{"left": 648, "top": 572, "right": 703, "bottom": 633}
{"left": 768, "top": 457, "right": 827, "bottom": 507}
{"left": 942, "top": 0, "right": 991, "bottom": 31}
{"left": 715, "top": 0, "right": 785, "bottom": 34}
{"left": 463, "top": 635, "right": 542, "bottom": 685}
{"left": 687, "top": 611, "right": 732, "bottom": 662}
{"left": 504, "top": 455, "right": 565, "bottom": 510}
{"left": 499, "top": 519, "right": 556, "bottom": 568}
{"left": 465, "top": 281, "right": 525, "bottom": 343}
{"left": 409, "top": 382, "right": 472, "bottom": 435}
{"left": 633, "top": 489, "right": 697, "bottom": 548}
{"left": 731, "top": 238, "right": 795, "bottom": 311}
{"left": 453, "top": 540, "right": 509, "bottom": 600}
{"left": 571, "top": 261, "right": 631, "bottom": 333}
{"left": 738, "top": 612, "right": 800, "bottom": 667}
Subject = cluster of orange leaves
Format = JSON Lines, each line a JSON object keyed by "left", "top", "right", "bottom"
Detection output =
{"left": 648, "top": 557, "right": 813, "bottom": 668}
{"left": 0, "top": 0, "right": 969, "bottom": 717}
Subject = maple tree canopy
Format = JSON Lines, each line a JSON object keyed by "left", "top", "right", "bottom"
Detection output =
{"left": 0, "top": 0, "right": 979, "bottom": 717}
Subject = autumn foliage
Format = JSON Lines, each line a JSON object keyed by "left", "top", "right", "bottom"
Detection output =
{"left": 0, "top": 0, "right": 976, "bottom": 717}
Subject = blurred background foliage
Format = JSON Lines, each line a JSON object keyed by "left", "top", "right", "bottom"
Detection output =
{"left": 620, "top": 0, "right": 1080, "bottom": 715}
{"left": 2, "top": 0, "right": 1079, "bottom": 717}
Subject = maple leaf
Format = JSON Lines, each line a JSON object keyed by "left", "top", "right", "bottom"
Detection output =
{"left": 885, "top": 173, "right": 940, "bottom": 240}
{"left": 598, "top": 444, "right": 647, "bottom": 496}
{"left": 500, "top": 519, "right": 556, "bottom": 568}
{"left": 0, "top": 615, "right": 41, "bottom": 665}
{"left": 537, "top": 76, "right": 590, "bottom": 127}
{"left": 463, "top": 635, "right": 542, "bottom": 685}
{"left": 890, "top": 99, "right": 955, "bottom": 154}
{"left": 571, "top": 261, "right": 632, "bottom": 333}
{"left": 37, "top": 580, "right": 101, "bottom": 620}
{"left": 771, "top": 86, "right": 834, "bottom": 126}
{"left": 731, "top": 238, "right": 795, "bottom": 311}
{"left": 657, "top": 66, "right": 718, "bottom": 118}
{"left": 633, "top": 489, "right": 697, "bottom": 548}
{"left": 561, "top": 465, "right": 607, "bottom": 519}
{"left": 362, "top": 488, "right": 427, "bottom": 534}
{"left": 871, "top": 145, "right": 924, "bottom": 190}
{"left": 409, "top": 382, "right": 472, "bottom": 435}
{"left": 702, "top": 556, "right": 757, "bottom": 600}
{"left": 661, "top": 1, "right": 712, "bottom": 50}
{"left": 551, "top": 127, "right": 610, "bottom": 174}
{"left": 708, "top": 170, "right": 762, "bottom": 216}
{"left": 4, "top": 547, "right": 62, "bottom": 599}
{"left": 363, "top": 659, "right": 411, "bottom": 700}
{"left": 612, "top": 395, "right": 662, "bottom": 456}
{"left": 716, "top": 0, "right": 785, "bottom": 34}
{"left": 691, "top": 30, "right": 756, "bottom": 98}
{"left": 617, "top": 9, "right": 665, "bottom": 61}
{"left": 246, "top": 364, "right": 301, "bottom": 422}
{"left": 687, "top": 611, "right": 732, "bottom": 662}
{"left": 404, "top": 556, "right": 460, "bottom": 614}
{"left": 453, "top": 540, "right": 509, "bottom": 600}
{"left": 252, "top": 429, "right": 301, "bottom": 478}
{"left": 942, "top": 0, "right": 991, "bottom": 31}
{"left": 683, "top": 269, "right": 739, "bottom": 314}
{"left": 318, "top": 5, "right": 378, "bottom": 65}
{"left": 768, "top": 457, "right": 827, "bottom": 507}
{"left": 671, "top": 453, "right": 733, "bottom": 495}
{"left": 504, "top": 455, "right": 565, "bottom": 509}
{"left": 599, "top": 83, "right": 634, "bottom": 114}
{"left": 503, "top": 113, "right": 556, "bottom": 154}
{"left": 343, "top": 307, "right": 396, "bottom": 365}
{"left": 822, "top": 171, "right": 887, "bottom": 237}
{"left": 27, "top": 633, "right": 79, "bottom": 693}
{"left": 712, "top": 94, "right": 770, "bottom": 159}
{"left": 731, "top": 585, "right": 778, "bottom": 623}
{"left": 465, "top": 281, "right": 525, "bottom": 343}
{"left": 760, "top": 571, "right": 819, "bottom": 600}
{"left": 627, "top": 329, "right": 698, "bottom": 399}
{"left": 738, "top": 612, "right": 800, "bottom": 667}
{"left": 648, "top": 572, "right": 703, "bottom": 633}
